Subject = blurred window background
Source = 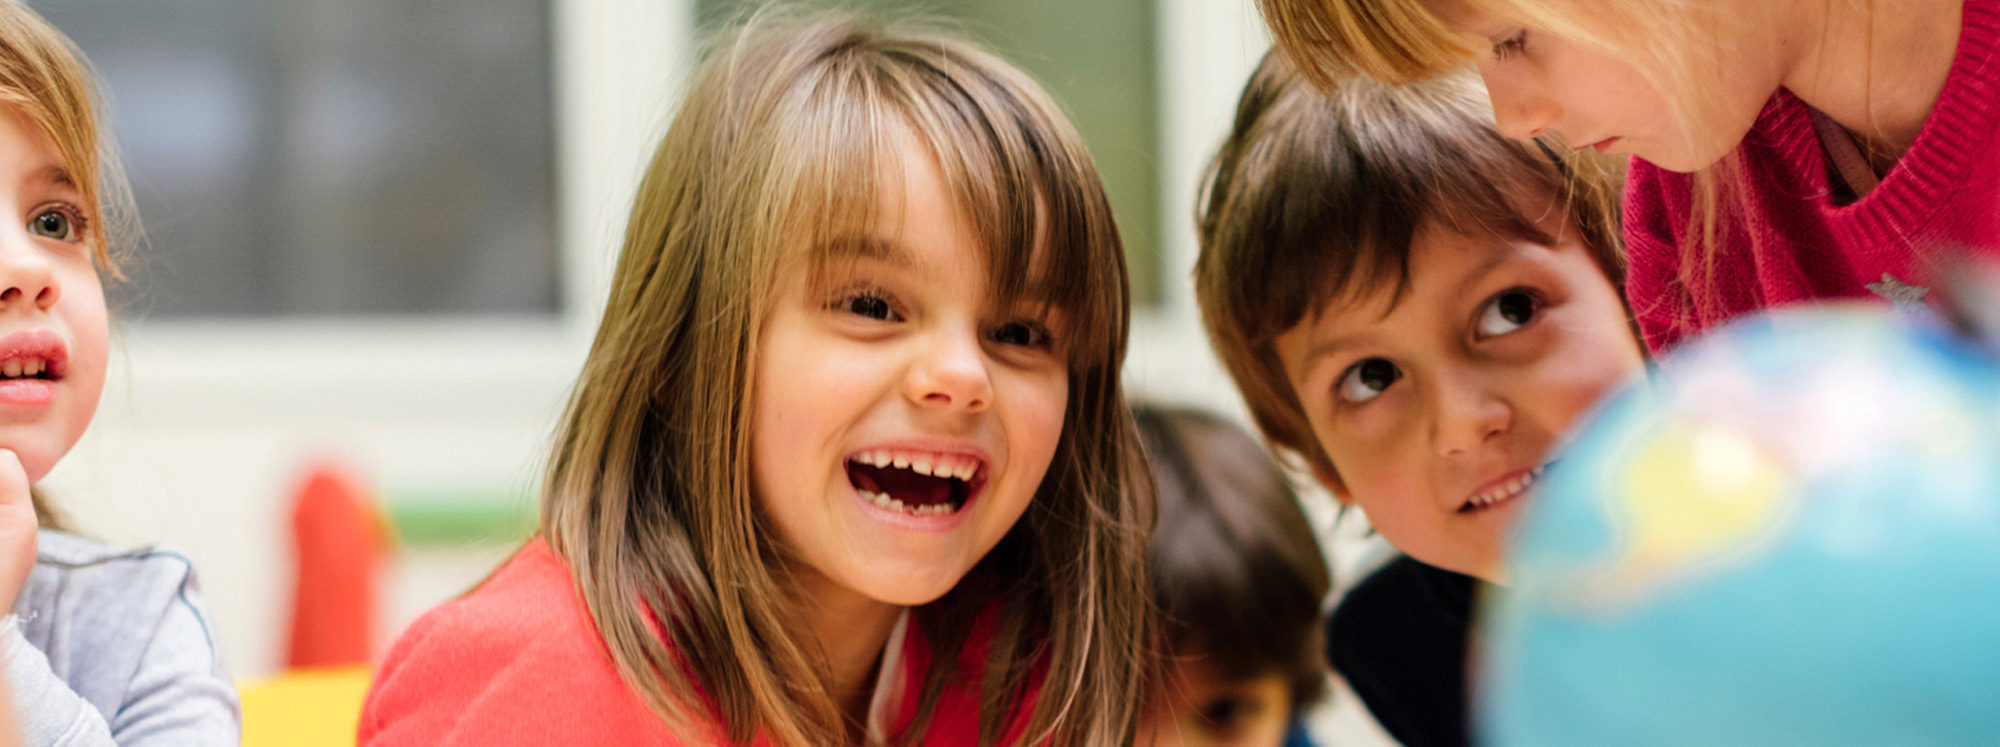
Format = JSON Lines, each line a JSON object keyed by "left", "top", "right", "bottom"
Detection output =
{"left": 699, "top": 0, "right": 1166, "bottom": 304}
{"left": 39, "top": 0, "right": 560, "bottom": 317}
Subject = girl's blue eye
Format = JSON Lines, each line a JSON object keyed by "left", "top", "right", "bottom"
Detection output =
{"left": 1337, "top": 358, "right": 1401, "bottom": 404}
{"left": 1493, "top": 29, "right": 1527, "bottom": 59}
{"left": 988, "top": 321, "right": 1046, "bottom": 348}
{"left": 28, "top": 208, "right": 74, "bottom": 241}
{"left": 838, "top": 292, "right": 898, "bottom": 321}
{"left": 1476, "top": 289, "right": 1539, "bottom": 337}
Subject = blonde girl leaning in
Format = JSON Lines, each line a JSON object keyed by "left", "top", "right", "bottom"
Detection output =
{"left": 1259, "top": 0, "right": 1998, "bottom": 351}
{"left": 360, "top": 10, "right": 1152, "bottom": 746}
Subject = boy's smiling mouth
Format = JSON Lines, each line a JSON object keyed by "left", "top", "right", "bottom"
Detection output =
{"left": 845, "top": 447, "right": 987, "bottom": 517}
{"left": 1459, "top": 463, "right": 1549, "bottom": 513}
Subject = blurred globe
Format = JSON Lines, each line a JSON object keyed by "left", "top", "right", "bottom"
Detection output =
{"left": 1479, "top": 305, "right": 2000, "bottom": 745}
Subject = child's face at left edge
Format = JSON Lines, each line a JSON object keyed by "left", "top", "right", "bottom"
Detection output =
{"left": 0, "top": 107, "right": 107, "bottom": 483}
{"left": 750, "top": 130, "right": 1069, "bottom": 609}
{"left": 1274, "top": 202, "right": 1643, "bottom": 581}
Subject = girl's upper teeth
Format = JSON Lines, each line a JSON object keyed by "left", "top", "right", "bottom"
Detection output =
{"left": 1, "top": 358, "right": 42, "bottom": 378}
{"left": 855, "top": 449, "right": 979, "bottom": 483}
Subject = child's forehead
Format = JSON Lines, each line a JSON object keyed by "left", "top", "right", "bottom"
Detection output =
{"left": 1290, "top": 221, "right": 1602, "bottom": 352}
{"left": 804, "top": 233, "right": 1066, "bottom": 308}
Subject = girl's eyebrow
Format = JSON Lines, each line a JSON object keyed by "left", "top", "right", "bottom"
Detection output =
{"left": 824, "top": 235, "right": 916, "bottom": 269}
{"left": 28, "top": 164, "right": 79, "bottom": 195}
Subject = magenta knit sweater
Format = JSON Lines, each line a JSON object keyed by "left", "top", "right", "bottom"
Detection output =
{"left": 1623, "top": 0, "right": 2000, "bottom": 352}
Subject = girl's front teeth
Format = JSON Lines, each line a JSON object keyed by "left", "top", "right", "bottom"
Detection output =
{"left": 853, "top": 449, "right": 982, "bottom": 483}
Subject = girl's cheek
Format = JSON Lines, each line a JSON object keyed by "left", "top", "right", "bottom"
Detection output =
{"left": 1023, "top": 375, "right": 1068, "bottom": 445}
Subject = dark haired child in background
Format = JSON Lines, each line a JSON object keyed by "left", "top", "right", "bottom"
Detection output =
{"left": 1135, "top": 406, "right": 1331, "bottom": 747}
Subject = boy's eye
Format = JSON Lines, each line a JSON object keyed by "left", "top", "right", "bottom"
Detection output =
{"left": 1477, "top": 289, "right": 1539, "bottom": 338}
{"left": 1337, "top": 358, "right": 1401, "bottom": 404}
{"left": 1197, "top": 696, "right": 1247, "bottom": 728}
{"left": 835, "top": 291, "right": 899, "bottom": 322}
{"left": 28, "top": 208, "right": 75, "bottom": 241}
{"left": 1493, "top": 29, "right": 1528, "bottom": 59}
{"left": 987, "top": 320, "right": 1047, "bottom": 348}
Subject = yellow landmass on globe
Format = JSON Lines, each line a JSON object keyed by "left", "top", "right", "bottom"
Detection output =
{"left": 1574, "top": 421, "right": 1795, "bottom": 610}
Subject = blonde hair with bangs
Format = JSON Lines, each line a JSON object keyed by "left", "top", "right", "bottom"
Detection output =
{"left": 1258, "top": 0, "right": 1767, "bottom": 322}
{"left": 541, "top": 9, "right": 1151, "bottom": 746}
{"left": 0, "top": 2, "right": 135, "bottom": 529}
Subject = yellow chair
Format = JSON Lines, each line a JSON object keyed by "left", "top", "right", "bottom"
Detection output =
{"left": 239, "top": 666, "right": 373, "bottom": 746}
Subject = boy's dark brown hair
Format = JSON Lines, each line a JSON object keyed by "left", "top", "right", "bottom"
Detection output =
{"left": 1193, "top": 52, "right": 1625, "bottom": 483}
{"left": 1134, "top": 405, "right": 1329, "bottom": 713}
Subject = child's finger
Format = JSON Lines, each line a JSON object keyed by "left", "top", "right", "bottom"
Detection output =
{"left": 0, "top": 450, "right": 25, "bottom": 512}
{"left": 0, "top": 449, "right": 35, "bottom": 611}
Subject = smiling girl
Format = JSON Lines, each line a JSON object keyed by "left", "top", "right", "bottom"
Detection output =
{"left": 359, "top": 11, "right": 1152, "bottom": 746}
{"left": 1258, "top": 0, "right": 1999, "bottom": 351}
{"left": 0, "top": 4, "right": 238, "bottom": 743}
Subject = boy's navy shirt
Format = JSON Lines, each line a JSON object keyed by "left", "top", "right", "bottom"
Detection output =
{"left": 1327, "top": 555, "right": 1478, "bottom": 747}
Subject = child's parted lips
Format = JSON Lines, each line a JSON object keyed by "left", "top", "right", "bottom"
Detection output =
{"left": 1459, "top": 463, "right": 1549, "bottom": 513}
{"left": 0, "top": 329, "right": 66, "bottom": 381}
{"left": 845, "top": 446, "right": 987, "bottom": 516}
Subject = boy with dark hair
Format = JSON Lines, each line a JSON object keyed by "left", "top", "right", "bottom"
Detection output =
{"left": 1194, "top": 53, "right": 1643, "bottom": 746}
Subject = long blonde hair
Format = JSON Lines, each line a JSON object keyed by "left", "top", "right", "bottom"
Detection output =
{"left": 1256, "top": 0, "right": 1744, "bottom": 320}
{"left": 0, "top": 2, "right": 136, "bottom": 529}
{"left": 541, "top": 9, "right": 1151, "bottom": 745}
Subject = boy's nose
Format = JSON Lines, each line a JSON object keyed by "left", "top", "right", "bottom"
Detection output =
{"left": 1432, "top": 380, "right": 1513, "bottom": 458}
{"left": 905, "top": 328, "right": 992, "bottom": 413}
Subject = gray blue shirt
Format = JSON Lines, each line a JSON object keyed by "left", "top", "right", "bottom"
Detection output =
{"left": 6, "top": 530, "right": 238, "bottom": 745}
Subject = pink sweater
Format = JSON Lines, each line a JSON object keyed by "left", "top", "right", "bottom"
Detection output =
{"left": 1623, "top": 0, "right": 2000, "bottom": 352}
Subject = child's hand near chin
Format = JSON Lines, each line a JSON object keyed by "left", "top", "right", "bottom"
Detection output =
{"left": 0, "top": 450, "right": 34, "bottom": 614}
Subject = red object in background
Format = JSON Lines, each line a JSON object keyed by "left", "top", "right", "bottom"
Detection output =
{"left": 286, "top": 462, "right": 388, "bottom": 669}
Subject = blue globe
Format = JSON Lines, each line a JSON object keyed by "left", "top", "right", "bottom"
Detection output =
{"left": 1479, "top": 305, "right": 2000, "bottom": 745}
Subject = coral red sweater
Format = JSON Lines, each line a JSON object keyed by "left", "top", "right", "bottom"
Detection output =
{"left": 358, "top": 539, "right": 1038, "bottom": 745}
{"left": 1623, "top": 0, "right": 2000, "bottom": 352}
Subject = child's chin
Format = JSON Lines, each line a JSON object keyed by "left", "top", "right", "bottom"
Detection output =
{"left": 0, "top": 437, "right": 62, "bottom": 485}
{"left": 844, "top": 564, "right": 966, "bottom": 608}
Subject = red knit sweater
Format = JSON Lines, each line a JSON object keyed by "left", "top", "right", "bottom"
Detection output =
{"left": 1623, "top": 0, "right": 2000, "bottom": 352}
{"left": 357, "top": 539, "right": 1039, "bottom": 745}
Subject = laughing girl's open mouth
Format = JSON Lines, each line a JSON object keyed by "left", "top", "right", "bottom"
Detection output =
{"left": 845, "top": 449, "right": 985, "bottom": 517}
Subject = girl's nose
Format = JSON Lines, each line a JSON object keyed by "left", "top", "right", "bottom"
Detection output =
{"left": 905, "top": 328, "right": 992, "bottom": 413}
{"left": 1480, "top": 66, "right": 1561, "bottom": 140}
{"left": 0, "top": 233, "right": 58, "bottom": 312}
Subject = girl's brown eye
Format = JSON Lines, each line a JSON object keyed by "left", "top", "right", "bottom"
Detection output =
{"left": 987, "top": 321, "right": 1045, "bottom": 348}
{"left": 839, "top": 292, "right": 897, "bottom": 321}
{"left": 28, "top": 209, "right": 71, "bottom": 240}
